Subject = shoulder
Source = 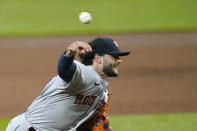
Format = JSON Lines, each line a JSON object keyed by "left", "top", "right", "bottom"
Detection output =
{"left": 74, "top": 61, "right": 95, "bottom": 74}
{"left": 74, "top": 60, "right": 85, "bottom": 69}
{"left": 73, "top": 60, "right": 101, "bottom": 81}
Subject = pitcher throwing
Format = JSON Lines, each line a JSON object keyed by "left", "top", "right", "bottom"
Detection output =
{"left": 6, "top": 37, "right": 130, "bottom": 131}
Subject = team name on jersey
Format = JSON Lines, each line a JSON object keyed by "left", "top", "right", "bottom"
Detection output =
{"left": 97, "top": 99, "right": 106, "bottom": 111}
{"left": 74, "top": 94, "right": 107, "bottom": 111}
{"left": 74, "top": 94, "right": 97, "bottom": 106}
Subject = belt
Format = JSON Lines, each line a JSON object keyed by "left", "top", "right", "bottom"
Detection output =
{"left": 29, "top": 127, "right": 36, "bottom": 131}
{"left": 22, "top": 113, "right": 36, "bottom": 131}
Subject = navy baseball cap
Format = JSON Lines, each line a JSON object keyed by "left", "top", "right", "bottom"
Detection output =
{"left": 91, "top": 37, "right": 130, "bottom": 56}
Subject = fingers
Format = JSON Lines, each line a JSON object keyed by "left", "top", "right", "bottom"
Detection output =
{"left": 66, "top": 41, "right": 92, "bottom": 57}
{"left": 75, "top": 41, "right": 92, "bottom": 55}
{"left": 77, "top": 41, "right": 92, "bottom": 52}
{"left": 66, "top": 44, "right": 77, "bottom": 57}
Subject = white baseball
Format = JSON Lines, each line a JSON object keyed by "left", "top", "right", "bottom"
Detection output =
{"left": 79, "top": 12, "right": 92, "bottom": 24}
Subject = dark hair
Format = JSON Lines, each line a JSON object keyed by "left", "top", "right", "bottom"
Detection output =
{"left": 79, "top": 41, "right": 95, "bottom": 65}
{"left": 80, "top": 41, "right": 104, "bottom": 65}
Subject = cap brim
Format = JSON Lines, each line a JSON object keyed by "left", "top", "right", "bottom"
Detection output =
{"left": 108, "top": 50, "right": 130, "bottom": 56}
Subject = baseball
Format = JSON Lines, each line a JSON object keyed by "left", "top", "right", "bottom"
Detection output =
{"left": 79, "top": 12, "right": 92, "bottom": 24}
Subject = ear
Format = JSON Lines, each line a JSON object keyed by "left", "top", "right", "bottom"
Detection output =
{"left": 94, "top": 54, "right": 103, "bottom": 64}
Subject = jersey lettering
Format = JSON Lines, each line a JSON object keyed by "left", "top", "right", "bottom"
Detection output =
{"left": 74, "top": 94, "right": 97, "bottom": 106}
{"left": 97, "top": 100, "right": 106, "bottom": 110}
{"left": 74, "top": 94, "right": 84, "bottom": 105}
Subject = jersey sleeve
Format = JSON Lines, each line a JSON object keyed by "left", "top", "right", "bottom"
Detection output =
{"left": 68, "top": 61, "right": 96, "bottom": 90}
{"left": 58, "top": 53, "right": 100, "bottom": 91}
{"left": 57, "top": 53, "right": 77, "bottom": 83}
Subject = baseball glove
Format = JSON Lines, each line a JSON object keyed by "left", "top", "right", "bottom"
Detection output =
{"left": 92, "top": 112, "right": 111, "bottom": 131}
{"left": 77, "top": 93, "right": 112, "bottom": 131}
{"left": 77, "top": 112, "right": 111, "bottom": 131}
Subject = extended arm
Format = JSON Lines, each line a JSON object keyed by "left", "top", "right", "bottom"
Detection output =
{"left": 57, "top": 41, "right": 92, "bottom": 82}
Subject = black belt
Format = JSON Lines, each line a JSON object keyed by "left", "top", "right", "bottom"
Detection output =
{"left": 29, "top": 127, "right": 36, "bottom": 131}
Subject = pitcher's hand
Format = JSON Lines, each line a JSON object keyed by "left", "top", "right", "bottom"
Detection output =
{"left": 65, "top": 41, "right": 92, "bottom": 57}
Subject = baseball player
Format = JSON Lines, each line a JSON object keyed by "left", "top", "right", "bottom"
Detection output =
{"left": 6, "top": 37, "right": 130, "bottom": 131}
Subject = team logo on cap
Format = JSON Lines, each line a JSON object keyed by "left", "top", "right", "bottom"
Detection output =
{"left": 114, "top": 41, "right": 119, "bottom": 47}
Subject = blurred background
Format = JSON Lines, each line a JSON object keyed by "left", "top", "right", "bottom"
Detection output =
{"left": 0, "top": 0, "right": 197, "bottom": 130}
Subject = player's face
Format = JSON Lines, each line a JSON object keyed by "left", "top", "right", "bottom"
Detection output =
{"left": 102, "top": 54, "right": 122, "bottom": 77}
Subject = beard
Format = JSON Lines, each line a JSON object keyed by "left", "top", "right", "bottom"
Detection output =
{"left": 102, "top": 62, "right": 118, "bottom": 77}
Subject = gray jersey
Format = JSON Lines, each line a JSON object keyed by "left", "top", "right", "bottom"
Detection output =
{"left": 25, "top": 61, "right": 108, "bottom": 131}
